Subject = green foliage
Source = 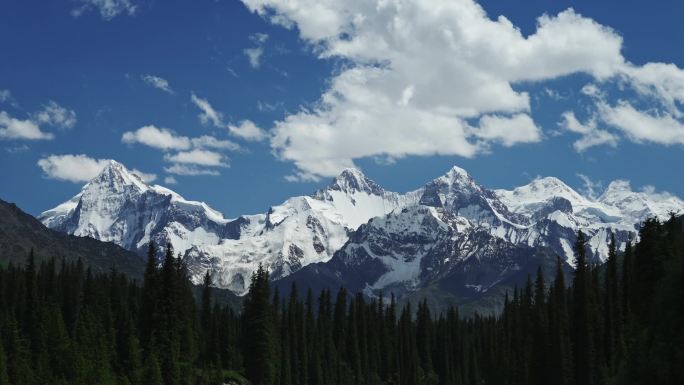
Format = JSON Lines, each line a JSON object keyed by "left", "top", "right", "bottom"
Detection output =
{"left": 1, "top": 216, "right": 683, "bottom": 385}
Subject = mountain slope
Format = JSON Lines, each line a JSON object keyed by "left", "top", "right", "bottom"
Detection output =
{"left": 39, "top": 161, "right": 683, "bottom": 299}
{"left": 39, "top": 160, "right": 230, "bottom": 257}
{"left": 182, "top": 168, "right": 418, "bottom": 293}
{"left": 40, "top": 163, "right": 417, "bottom": 294}
{"left": 0, "top": 199, "right": 145, "bottom": 278}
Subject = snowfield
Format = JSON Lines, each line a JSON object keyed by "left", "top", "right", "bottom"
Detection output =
{"left": 40, "top": 161, "right": 683, "bottom": 294}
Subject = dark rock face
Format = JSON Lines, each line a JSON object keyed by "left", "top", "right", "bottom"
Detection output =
{"left": 0, "top": 199, "right": 145, "bottom": 279}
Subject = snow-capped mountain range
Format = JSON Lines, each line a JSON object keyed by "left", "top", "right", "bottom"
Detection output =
{"left": 39, "top": 160, "right": 683, "bottom": 299}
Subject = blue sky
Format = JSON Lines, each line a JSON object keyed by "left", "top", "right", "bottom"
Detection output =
{"left": 1, "top": 0, "right": 683, "bottom": 217}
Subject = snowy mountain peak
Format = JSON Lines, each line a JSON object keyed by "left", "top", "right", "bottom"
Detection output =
{"left": 88, "top": 159, "right": 149, "bottom": 193}
{"left": 502, "top": 176, "right": 588, "bottom": 208}
{"left": 325, "top": 167, "right": 385, "bottom": 196}
{"left": 443, "top": 165, "right": 471, "bottom": 180}
{"left": 599, "top": 180, "right": 683, "bottom": 220}
{"left": 39, "top": 160, "right": 684, "bottom": 297}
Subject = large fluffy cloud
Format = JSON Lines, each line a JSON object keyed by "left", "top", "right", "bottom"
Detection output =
{"left": 37, "top": 154, "right": 157, "bottom": 183}
{"left": 0, "top": 111, "right": 54, "bottom": 140}
{"left": 37, "top": 154, "right": 110, "bottom": 182}
{"left": 240, "top": 0, "right": 684, "bottom": 178}
{"left": 122, "top": 125, "right": 191, "bottom": 150}
{"left": 241, "top": 0, "right": 628, "bottom": 179}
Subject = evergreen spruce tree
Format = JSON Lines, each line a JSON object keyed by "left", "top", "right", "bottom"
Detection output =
{"left": 621, "top": 240, "right": 634, "bottom": 323}
{"left": 604, "top": 233, "right": 622, "bottom": 371}
{"left": 572, "top": 230, "right": 594, "bottom": 385}
{"left": 242, "top": 263, "right": 276, "bottom": 385}
{"left": 0, "top": 341, "right": 10, "bottom": 385}
{"left": 531, "top": 266, "right": 550, "bottom": 385}
{"left": 548, "top": 257, "right": 572, "bottom": 385}
{"left": 143, "top": 354, "right": 164, "bottom": 385}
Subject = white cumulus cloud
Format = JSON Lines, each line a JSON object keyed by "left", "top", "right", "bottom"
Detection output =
{"left": 228, "top": 120, "right": 268, "bottom": 141}
{"left": 560, "top": 111, "right": 619, "bottom": 152}
{"left": 37, "top": 154, "right": 157, "bottom": 183}
{"left": 598, "top": 101, "right": 684, "bottom": 145}
{"left": 37, "top": 154, "right": 109, "bottom": 182}
{"left": 240, "top": 0, "right": 629, "bottom": 179}
{"left": 122, "top": 125, "right": 191, "bottom": 150}
{"left": 0, "top": 111, "right": 54, "bottom": 140}
{"left": 473, "top": 114, "right": 542, "bottom": 147}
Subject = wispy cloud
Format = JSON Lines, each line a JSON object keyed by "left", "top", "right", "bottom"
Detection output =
{"left": 0, "top": 89, "right": 12, "bottom": 103}
{"left": 244, "top": 33, "right": 269, "bottom": 69}
{"left": 5, "top": 144, "right": 29, "bottom": 154}
{"left": 191, "top": 93, "right": 223, "bottom": 127}
{"left": 71, "top": 0, "right": 137, "bottom": 20}
{"left": 141, "top": 74, "right": 174, "bottom": 94}
{"left": 577, "top": 173, "right": 603, "bottom": 200}
{"left": 32, "top": 101, "right": 77, "bottom": 130}
{"left": 164, "top": 149, "right": 228, "bottom": 167}
{"left": 164, "top": 164, "right": 221, "bottom": 176}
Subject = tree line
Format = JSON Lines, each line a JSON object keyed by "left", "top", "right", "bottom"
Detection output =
{"left": 0, "top": 215, "right": 682, "bottom": 384}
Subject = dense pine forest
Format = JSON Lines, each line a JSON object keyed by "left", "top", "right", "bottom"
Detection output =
{"left": 0, "top": 215, "right": 682, "bottom": 385}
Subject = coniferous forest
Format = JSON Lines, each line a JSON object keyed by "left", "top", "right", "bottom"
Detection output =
{"left": 0, "top": 215, "right": 682, "bottom": 385}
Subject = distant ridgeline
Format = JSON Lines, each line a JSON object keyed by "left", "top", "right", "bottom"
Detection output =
{"left": 38, "top": 160, "right": 684, "bottom": 316}
{"left": 0, "top": 215, "right": 682, "bottom": 385}
{"left": 0, "top": 199, "right": 145, "bottom": 279}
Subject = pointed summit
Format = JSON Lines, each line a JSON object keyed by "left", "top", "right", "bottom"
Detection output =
{"left": 443, "top": 165, "right": 471, "bottom": 180}
{"left": 89, "top": 159, "right": 149, "bottom": 192}
{"left": 428, "top": 165, "right": 478, "bottom": 191}
{"left": 326, "top": 167, "right": 385, "bottom": 195}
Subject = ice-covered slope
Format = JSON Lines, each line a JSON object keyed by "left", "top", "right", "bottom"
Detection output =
{"left": 40, "top": 161, "right": 683, "bottom": 297}
{"left": 495, "top": 176, "right": 683, "bottom": 265}
{"left": 288, "top": 168, "right": 683, "bottom": 304}
{"left": 183, "top": 169, "right": 418, "bottom": 293}
{"left": 40, "top": 163, "right": 417, "bottom": 294}
{"left": 38, "top": 160, "right": 230, "bottom": 256}
{"left": 598, "top": 180, "right": 683, "bottom": 223}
